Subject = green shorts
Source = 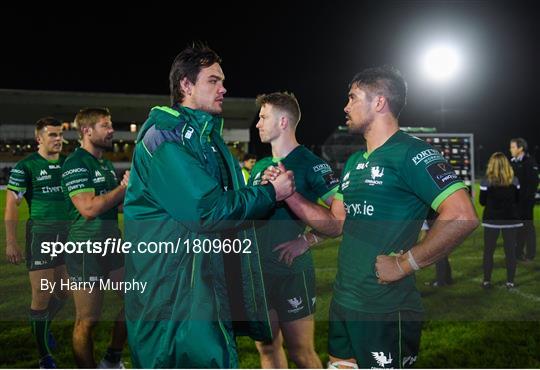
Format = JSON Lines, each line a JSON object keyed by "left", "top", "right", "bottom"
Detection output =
{"left": 65, "top": 242, "right": 124, "bottom": 282}
{"left": 264, "top": 269, "right": 316, "bottom": 322}
{"left": 26, "top": 228, "right": 67, "bottom": 271}
{"left": 328, "top": 300, "right": 423, "bottom": 368}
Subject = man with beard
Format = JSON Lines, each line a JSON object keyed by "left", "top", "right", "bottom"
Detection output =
{"left": 61, "top": 108, "right": 129, "bottom": 368}
{"left": 266, "top": 66, "right": 479, "bottom": 368}
{"left": 5, "top": 117, "right": 69, "bottom": 368}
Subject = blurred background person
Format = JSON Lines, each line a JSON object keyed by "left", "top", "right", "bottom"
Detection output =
{"left": 480, "top": 152, "right": 522, "bottom": 289}
{"left": 509, "top": 138, "right": 539, "bottom": 261}
{"left": 241, "top": 153, "right": 257, "bottom": 184}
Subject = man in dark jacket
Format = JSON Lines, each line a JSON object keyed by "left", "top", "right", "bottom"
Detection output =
{"left": 510, "top": 138, "right": 539, "bottom": 261}
{"left": 123, "top": 44, "right": 295, "bottom": 368}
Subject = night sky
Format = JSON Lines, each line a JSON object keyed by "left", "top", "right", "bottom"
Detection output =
{"left": 1, "top": 2, "right": 538, "bottom": 166}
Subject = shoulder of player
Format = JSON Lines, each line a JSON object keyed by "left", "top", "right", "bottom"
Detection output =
{"left": 251, "top": 157, "right": 273, "bottom": 175}
{"left": 15, "top": 152, "right": 40, "bottom": 167}
{"left": 61, "top": 149, "right": 92, "bottom": 174}
{"left": 343, "top": 151, "right": 365, "bottom": 170}
{"left": 141, "top": 115, "right": 201, "bottom": 157}
{"left": 62, "top": 149, "right": 83, "bottom": 164}
{"left": 402, "top": 134, "right": 443, "bottom": 166}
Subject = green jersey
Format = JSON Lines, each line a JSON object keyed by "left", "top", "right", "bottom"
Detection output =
{"left": 249, "top": 145, "right": 339, "bottom": 274}
{"left": 334, "top": 130, "right": 467, "bottom": 313}
{"left": 7, "top": 153, "right": 68, "bottom": 233}
{"left": 61, "top": 148, "right": 120, "bottom": 242}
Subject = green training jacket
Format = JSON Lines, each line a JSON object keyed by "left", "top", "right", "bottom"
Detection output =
{"left": 124, "top": 105, "right": 275, "bottom": 368}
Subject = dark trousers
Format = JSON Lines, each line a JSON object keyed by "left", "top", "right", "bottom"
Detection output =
{"left": 516, "top": 201, "right": 536, "bottom": 260}
{"left": 435, "top": 256, "right": 453, "bottom": 285}
{"left": 483, "top": 227, "right": 517, "bottom": 283}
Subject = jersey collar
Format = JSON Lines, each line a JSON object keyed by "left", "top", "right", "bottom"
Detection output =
{"left": 173, "top": 104, "right": 224, "bottom": 140}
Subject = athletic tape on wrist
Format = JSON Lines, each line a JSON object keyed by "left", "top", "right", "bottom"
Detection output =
{"left": 408, "top": 250, "right": 420, "bottom": 271}
{"left": 395, "top": 257, "right": 404, "bottom": 274}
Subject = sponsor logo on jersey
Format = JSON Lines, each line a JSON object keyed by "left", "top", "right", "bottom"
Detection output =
{"left": 356, "top": 161, "right": 369, "bottom": 170}
{"left": 49, "top": 164, "right": 61, "bottom": 170}
{"left": 411, "top": 149, "right": 442, "bottom": 166}
{"left": 365, "top": 166, "right": 384, "bottom": 186}
{"left": 341, "top": 171, "right": 351, "bottom": 190}
{"left": 344, "top": 201, "right": 375, "bottom": 216}
{"left": 371, "top": 352, "right": 393, "bottom": 368}
{"left": 286, "top": 297, "right": 304, "bottom": 313}
{"left": 313, "top": 163, "right": 331, "bottom": 174}
{"left": 92, "top": 170, "right": 107, "bottom": 184}
{"left": 426, "top": 161, "right": 460, "bottom": 189}
{"left": 42, "top": 185, "right": 62, "bottom": 194}
{"left": 324, "top": 172, "right": 339, "bottom": 188}
{"left": 252, "top": 172, "right": 262, "bottom": 186}
{"left": 63, "top": 167, "right": 88, "bottom": 177}
{"left": 36, "top": 170, "right": 52, "bottom": 181}
{"left": 11, "top": 168, "right": 25, "bottom": 175}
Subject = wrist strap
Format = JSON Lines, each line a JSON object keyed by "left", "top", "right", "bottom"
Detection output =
{"left": 395, "top": 257, "right": 405, "bottom": 274}
{"left": 408, "top": 250, "right": 420, "bottom": 271}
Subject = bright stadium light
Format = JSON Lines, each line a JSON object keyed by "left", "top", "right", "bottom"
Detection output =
{"left": 422, "top": 45, "right": 462, "bottom": 83}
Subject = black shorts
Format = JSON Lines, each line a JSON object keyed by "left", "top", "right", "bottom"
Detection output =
{"left": 26, "top": 230, "right": 66, "bottom": 271}
{"left": 264, "top": 269, "right": 316, "bottom": 322}
{"left": 328, "top": 300, "right": 423, "bottom": 368}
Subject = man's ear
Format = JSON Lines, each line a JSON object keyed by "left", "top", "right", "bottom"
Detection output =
{"left": 180, "top": 77, "right": 193, "bottom": 97}
{"left": 375, "top": 95, "right": 388, "bottom": 113}
{"left": 82, "top": 126, "right": 91, "bottom": 137}
{"left": 279, "top": 115, "right": 289, "bottom": 130}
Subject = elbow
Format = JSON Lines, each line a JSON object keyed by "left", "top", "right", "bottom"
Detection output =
{"left": 325, "top": 221, "right": 344, "bottom": 238}
{"left": 460, "top": 208, "right": 480, "bottom": 232}
{"left": 79, "top": 209, "right": 97, "bottom": 221}
{"left": 330, "top": 225, "right": 344, "bottom": 238}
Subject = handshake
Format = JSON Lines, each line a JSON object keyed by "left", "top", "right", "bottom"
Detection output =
{"left": 262, "top": 162, "right": 296, "bottom": 201}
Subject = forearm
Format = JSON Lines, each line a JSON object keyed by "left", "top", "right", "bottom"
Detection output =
{"left": 285, "top": 192, "right": 343, "bottom": 237}
{"left": 4, "top": 201, "right": 19, "bottom": 244}
{"left": 399, "top": 216, "right": 479, "bottom": 273}
{"left": 79, "top": 186, "right": 125, "bottom": 219}
{"left": 196, "top": 185, "right": 275, "bottom": 232}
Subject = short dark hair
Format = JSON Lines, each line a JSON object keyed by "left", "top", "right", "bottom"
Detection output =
{"left": 35, "top": 117, "right": 62, "bottom": 133}
{"left": 243, "top": 153, "right": 257, "bottom": 162}
{"left": 255, "top": 92, "right": 301, "bottom": 126}
{"left": 75, "top": 108, "right": 111, "bottom": 136}
{"left": 349, "top": 65, "right": 407, "bottom": 118}
{"left": 511, "top": 137, "right": 528, "bottom": 152}
{"left": 169, "top": 43, "right": 222, "bottom": 105}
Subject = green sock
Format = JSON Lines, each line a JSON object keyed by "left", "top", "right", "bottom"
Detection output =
{"left": 29, "top": 309, "right": 51, "bottom": 358}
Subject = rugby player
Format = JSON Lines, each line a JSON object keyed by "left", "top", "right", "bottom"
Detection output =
{"left": 61, "top": 108, "right": 129, "bottom": 368}
{"left": 250, "top": 92, "right": 339, "bottom": 368}
{"left": 5, "top": 117, "right": 69, "bottom": 368}
{"left": 267, "top": 66, "right": 479, "bottom": 368}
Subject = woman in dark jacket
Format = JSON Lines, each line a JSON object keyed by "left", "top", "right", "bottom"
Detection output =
{"left": 479, "top": 152, "right": 522, "bottom": 289}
